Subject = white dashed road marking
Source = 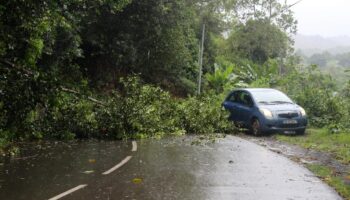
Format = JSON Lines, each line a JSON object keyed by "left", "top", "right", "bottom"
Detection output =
{"left": 48, "top": 184, "right": 87, "bottom": 200}
{"left": 49, "top": 141, "right": 136, "bottom": 199}
{"left": 102, "top": 156, "right": 132, "bottom": 175}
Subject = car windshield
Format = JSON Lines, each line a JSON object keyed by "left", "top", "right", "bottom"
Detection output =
{"left": 251, "top": 90, "right": 294, "bottom": 105}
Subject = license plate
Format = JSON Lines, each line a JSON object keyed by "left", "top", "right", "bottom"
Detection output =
{"left": 283, "top": 119, "right": 297, "bottom": 124}
{"left": 284, "top": 131, "right": 296, "bottom": 134}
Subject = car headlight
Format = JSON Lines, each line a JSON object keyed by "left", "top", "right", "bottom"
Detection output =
{"left": 259, "top": 108, "right": 273, "bottom": 119}
{"left": 299, "top": 107, "right": 306, "bottom": 116}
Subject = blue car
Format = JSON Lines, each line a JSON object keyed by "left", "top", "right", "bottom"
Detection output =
{"left": 222, "top": 88, "right": 308, "bottom": 135}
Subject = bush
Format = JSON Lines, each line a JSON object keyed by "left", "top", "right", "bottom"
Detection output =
{"left": 96, "top": 77, "right": 184, "bottom": 139}
{"left": 276, "top": 67, "right": 345, "bottom": 128}
{"left": 96, "top": 77, "right": 235, "bottom": 138}
{"left": 0, "top": 64, "right": 58, "bottom": 141}
{"left": 178, "top": 94, "right": 234, "bottom": 134}
{"left": 0, "top": 74, "right": 237, "bottom": 150}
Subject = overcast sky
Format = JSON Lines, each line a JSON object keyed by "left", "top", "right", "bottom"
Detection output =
{"left": 291, "top": 0, "right": 350, "bottom": 37}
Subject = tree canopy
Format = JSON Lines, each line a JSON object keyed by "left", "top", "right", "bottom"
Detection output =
{"left": 226, "top": 19, "right": 289, "bottom": 64}
{"left": 6, "top": 0, "right": 341, "bottom": 147}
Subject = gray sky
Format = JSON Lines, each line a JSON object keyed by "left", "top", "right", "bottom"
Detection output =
{"left": 291, "top": 0, "right": 350, "bottom": 37}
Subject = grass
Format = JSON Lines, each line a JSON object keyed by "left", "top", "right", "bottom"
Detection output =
{"left": 307, "top": 164, "right": 350, "bottom": 200}
{"left": 276, "top": 128, "right": 350, "bottom": 164}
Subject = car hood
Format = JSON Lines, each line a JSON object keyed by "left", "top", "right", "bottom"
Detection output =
{"left": 259, "top": 104, "right": 301, "bottom": 112}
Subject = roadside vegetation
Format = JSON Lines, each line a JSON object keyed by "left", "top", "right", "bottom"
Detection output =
{"left": 0, "top": 0, "right": 350, "bottom": 162}
{"left": 277, "top": 129, "right": 350, "bottom": 164}
{"left": 307, "top": 164, "right": 350, "bottom": 199}
{"left": 298, "top": 50, "right": 350, "bottom": 88}
{"left": 0, "top": 0, "right": 297, "bottom": 151}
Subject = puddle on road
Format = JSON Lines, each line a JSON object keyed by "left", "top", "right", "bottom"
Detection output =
{"left": 0, "top": 139, "right": 130, "bottom": 200}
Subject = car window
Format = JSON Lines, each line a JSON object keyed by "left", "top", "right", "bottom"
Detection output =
{"left": 250, "top": 90, "right": 293, "bottom": 104}
{"left": 227, "top": 91, "right": 240, "bottom": 103}
{"left": 240, "top": 92, "right": 253, "bottom": 107}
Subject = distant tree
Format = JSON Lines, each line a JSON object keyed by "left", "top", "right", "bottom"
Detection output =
{"left": 233, "top": 0, "right": 298, "bottom": 35}
{"left": 308, "top": 51, "right": 332, "bottom": 67}
{"left": 336, "top": 52, "right": 350, "bottom": 67}
{"left": 226, "top": 19, "right": 289, "bottom": 64}
{"left": 190, "top": 0, "right": 238, "bottom": 76}
{"left": 342, "top": 70, "right": 350, "bottom": 97}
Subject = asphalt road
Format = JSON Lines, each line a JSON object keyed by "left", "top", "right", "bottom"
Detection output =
{"left": 0, "top": 136, "right": 343, "bottom": 200}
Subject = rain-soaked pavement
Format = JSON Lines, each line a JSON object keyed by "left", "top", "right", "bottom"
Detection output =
{"left": 0, "top": 136, "right": 343, "bottom": 200}
{"left": 242, "top": 135, "right": 350, "bottom": 182}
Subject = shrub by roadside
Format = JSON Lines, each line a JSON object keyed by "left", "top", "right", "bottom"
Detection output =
{"left": 307, "top": 164, "right": 350, "bottom": 200}
{"left": 95, "top": 77, "right": 235, "bottom": 139}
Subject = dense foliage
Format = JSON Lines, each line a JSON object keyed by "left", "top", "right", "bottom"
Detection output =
{"left": 1, "top": 76, "right": 235, "bottom": 150}
{"left": 1, "top": 0, "right": 349, "bottom": 152}
{"left": 226, "top": 19, "right": 289, "bottom": 64}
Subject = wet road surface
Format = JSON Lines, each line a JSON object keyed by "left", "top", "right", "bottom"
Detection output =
{"left": 243, "top": 135, "right": 350, "bottom": 182}
{"left": 0, "top": 140, "right": 130, "bottom": 199}
{"left": 0, "top": 136, "right": 343, "bottom": 200}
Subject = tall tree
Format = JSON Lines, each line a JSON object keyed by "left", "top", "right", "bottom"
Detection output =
{"left": 226, "top": 19, "right": 289, "bottom": 64}
{"left": 80, "top": 0, "right": 199, "bottom": 94}
{"left": 233, "top": 0, "right": 298, "bottom": 35}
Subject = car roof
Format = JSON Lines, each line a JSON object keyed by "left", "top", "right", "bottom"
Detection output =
{"left": 233, "top": 88, "right": 280, "bottom": 93}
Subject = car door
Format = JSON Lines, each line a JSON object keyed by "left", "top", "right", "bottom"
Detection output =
{"left": 238, "top": 92, "right": 255, "bottom": 125}
{"left": 223, "top": 91, "right": 241, "bottom": 122}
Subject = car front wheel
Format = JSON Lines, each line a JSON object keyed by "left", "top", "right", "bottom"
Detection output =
{"left": 251, "top": 118, "right": 262, "bottom": 136}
